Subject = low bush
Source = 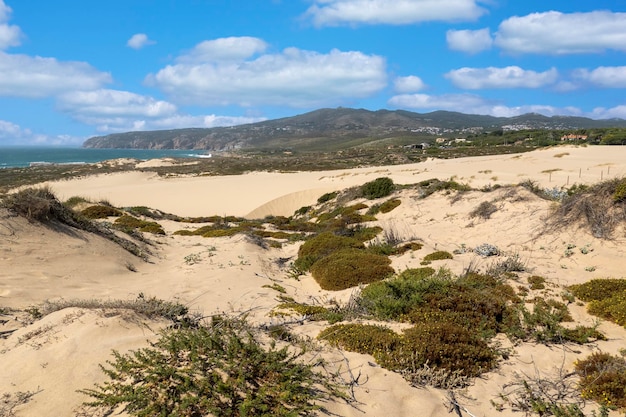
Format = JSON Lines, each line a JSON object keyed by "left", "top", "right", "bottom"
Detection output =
{"left": 469, "top": 201, "right": 498, "bottom": 219}
{"left": 575, "top": 352, "right": 626, "bottom": 410}
{"left": 317, "top": 191, "right": 338, "bottom": 204}
{"left": 310, "top": 248, "right": 394, "bottom": 291}
{"left": 319, "top": 321, "right": 496, "bottom": 382}
{"left": 613, "top": 178, "right": 626, "bottom": 203}
{"left": 294, "top": 231, "right": 365, "bottom": 271}
{"left": 82, "top": 316, "right": 343, "bottom": 417}
{"left": 588, "top": 294, "right": 626, "bottom": 327}
{"left": 114, "top": 215, "right": 165, "bottom": 235}
{"left": 421, "top": 250, "right": 453, "bottom": 264}
{"left": 528, "top": 275, "right": 546, "bottom": 290}
{"left": 378, "top": 198, "right": 402, "bottom": 214}
{"left": 569, "top": 279, "right": 626, "bottom": 302}
{"left": 361, "top": 177, "right": 394, "bottom": 200}
{"left": 80, "top": 205, "right": 123, "bottom": 219}
{"left": 2, "top": 186, "right": 60, "bottom": 221}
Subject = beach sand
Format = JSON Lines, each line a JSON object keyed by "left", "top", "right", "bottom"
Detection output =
{"left": 2, "top": 145, "right": 626, "bottom": 416}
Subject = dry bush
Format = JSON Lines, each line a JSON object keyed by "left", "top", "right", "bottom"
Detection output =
{"left": 469, "top": 201, "right": 498, "bottom": 219}
{"left": 547, "top": 178, "right": 626, "bottom": 239}
{"left": 1, "top": 187, "right": 148, "bottom": 259}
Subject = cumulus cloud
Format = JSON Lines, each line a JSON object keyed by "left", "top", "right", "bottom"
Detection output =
{"left": 0, "top": 52, "right": 111, "bottom": 98}
{"left": 495, "top": 11, "right": 626, "bottom": 54}
{"left": 146, "top": 38, "right": 387, "bottom": 107}
{"left": 574, "top": 66, "right": 626, "bottom": 88}
{"left": 56, "top": 88, "right": 266, "bottom": 133}
{"left": 304, "top": 0, "right": 486, "bottom": 26}
{"left": 127, "top": 33, "right": 155, "bottom": 50}
{"left": 177, "top": 37, "right": 268, "bottom": 63}
{"left": 445, "top": 66, "right": 559, "bottom": 89}
{"left": 0, "top": 1, "right": 22, "bottom": 49}
{"left": 58, "top": 89, "right": 177, "bottom": 118}
{"left": 446, "top": 28, "right": 492, "bottom": 53}
{"left": 394, "top": 75, "right": 425, "bottom": 93}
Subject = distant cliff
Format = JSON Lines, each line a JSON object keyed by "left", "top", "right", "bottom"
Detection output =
{"left": 83, "top": 108, "right": 626, "bottom": 150}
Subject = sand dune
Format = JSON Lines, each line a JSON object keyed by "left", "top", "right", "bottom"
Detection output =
{"left": 2, "top": 145, "right": 626, "bottom": 416}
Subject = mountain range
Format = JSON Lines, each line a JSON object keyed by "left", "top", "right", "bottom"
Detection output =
{"left": 82, "top": 108, "right": 626, "bottom": 151}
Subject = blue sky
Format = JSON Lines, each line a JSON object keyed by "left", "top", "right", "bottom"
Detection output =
{"left": 1, "top": 0, "right": 626, "bottom": 146}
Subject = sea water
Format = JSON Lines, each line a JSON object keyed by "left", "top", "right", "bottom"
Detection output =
{"left": 0, "top": 147, "right": 210, "bottom": 169}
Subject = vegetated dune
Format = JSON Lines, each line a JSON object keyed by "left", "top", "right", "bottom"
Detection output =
{"left": 1, "top": 145, "right": 626, "bottom": 417}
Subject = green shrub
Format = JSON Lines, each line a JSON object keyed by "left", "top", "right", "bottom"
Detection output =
{"left": 508, "top": 300, "right": 605, "bottom": 344}
{"left": 310, "top": 248, "right": 394, "bottom": 291}
{"left": 81, "top": 317, "right": 343, "bottom": 417}
{"left": 379, "top": 198, "right": 401, "bottom": 213}
{"left": 318, "top": 324, "right": 400, "bottom": 356}
{"left": 576, "top": 352, "right": 626, "bottom": 410}
{"left": 361, "top": 177, "right": 394, "bottom": 200}
{"left": 81, "top": 205, "right": 123, "bottom": 219}
{"left": 570, "top": 279, "right": 626, "bottom": 302}
{"left": 114, "top": 215, "right": 165, "bottom": 235}
{"left": 528, "top": 275, "right": 546, "bottom": 290}
{"left": 319, "top": 322, "right": 496, "bottom": 380}
{"left": 422, "top": 250, "right": 453, "bottom": 263}
{"left": 613, "top": 178, "right": 626, "bottom": 203}
{"left": 64, "top": 195, "right": 90, "bottom": 208}
{"left": 588, "top": 293, "right": 626, "bottom": 327}
{"left": 294, "top": 232, "right": 365, "bottom": 271}
{"left": 317, "top": 191, "right": 338, "bottom": 204}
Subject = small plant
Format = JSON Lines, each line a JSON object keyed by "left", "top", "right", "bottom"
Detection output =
{"left": 81, "top": 316, "right": 344, "bottom": 417}
{"left": 528, "top": 275, "right": 546, "bottom": 290}
{"left": 487, "top": 254, "right": 526, "bottom": 276}
{"left": 184, "top": 253, "right": 202, "bottom": 265}
{"left": 317, "top": 191, "right": 338, "bottom": 204}
{"left": 575, "top": 352, "right": 626, "bottom": 410}
{"left": 469, "top": 201, "right": 498, "bottom": 219}
{"left": 613, "top": 178, "right": 626, "bottom": 203}
{"left": 378, "top": 198, "right": 402, "bottom": 214}
{"left": 421, "top": 250, "right": 453, "bottom": 265}
{"left": 474, "top": 243, "right": 500, "bottom": 257}
{"left": 80, "top": 205, "right": 123, "bottom": 219}
{"left": 361, "top": 177, "right": 394, "bottom": 200}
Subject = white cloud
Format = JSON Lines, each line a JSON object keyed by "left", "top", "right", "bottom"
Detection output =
{"left": 56, "top": 88, "right": 265, "bottom": 133}
{"left": 388, "top": 92, "right": 565, "bottom": 117}
{"left": 445, "top": 66, "right": 558, "bottom": 89}
{"left": 446, "top": 28, "right": 492, "bottom": 54}
{"left": 0, "top": 52, "right": 111, "bottom": 98}
{"left": 0, "top": 119, "right": 82, "bottom": 146}
{"left": 127, "top": 33, "right": 155, "bottom": 50}
{"left": 177, "top": 37, "right": 268, "bottom": 63}
{"left": 394, "top": 75, "right": 425, "bottom": 93}
{"left": 147, "top": 39, "right": 387, "bottom": 107}
{"left": 58, "top": 89, "right": 177, "bottom": 118}
{"left": 0, "top": 0, "right": 22, "bottom": 49}
{"left": 574, "top": 66, "right": 626, "bottom": 88}
{"left": 90, "top": 114, "right": 267, "bottom": 134}
{"left": 304, "top": 0, "right": 486, "bottom": 26}
{"left": 591, "top": 105, "right": 626, "bottom": 120}
{"left": 495, "top": 11, "right": 626, "bottom": 54}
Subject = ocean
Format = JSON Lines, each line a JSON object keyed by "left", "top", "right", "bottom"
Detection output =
{"left": 0, "top": 147, "right": 211, "bottom": 169}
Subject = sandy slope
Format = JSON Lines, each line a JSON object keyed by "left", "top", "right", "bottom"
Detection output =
{"left": 2, "top": 145, "right": 626, "bottom": 416}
